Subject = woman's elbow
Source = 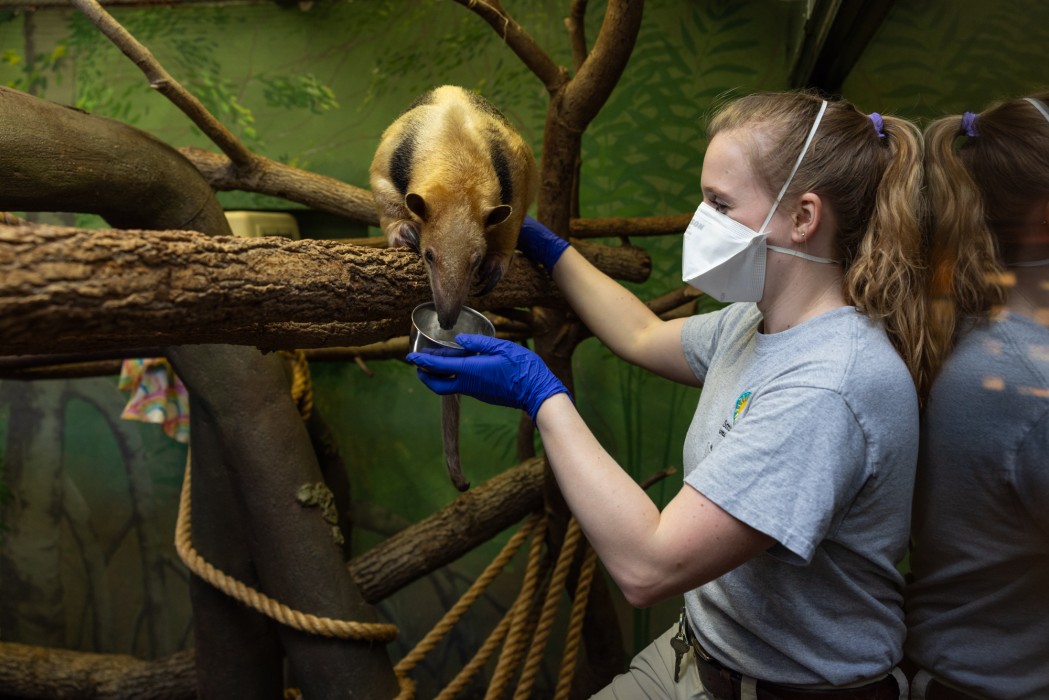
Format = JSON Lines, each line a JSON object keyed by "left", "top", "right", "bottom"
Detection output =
{"left": 616, "top": 572, "right": 676, "bottom": 609}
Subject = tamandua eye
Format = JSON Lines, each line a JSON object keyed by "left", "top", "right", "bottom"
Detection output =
{"left": 424, "top": 249, "right": 436, "bottom": 265}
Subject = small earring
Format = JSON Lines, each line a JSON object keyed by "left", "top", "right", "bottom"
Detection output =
{"left": 800, "top": 232, "right": 806, "bottom": 237}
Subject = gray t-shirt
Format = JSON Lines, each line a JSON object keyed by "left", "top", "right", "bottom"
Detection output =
{"left": 906, "top": 312, "right": 1049, "bottom": 699}
{"left": 680, "top": 303, "right": 918, "bottom": 686}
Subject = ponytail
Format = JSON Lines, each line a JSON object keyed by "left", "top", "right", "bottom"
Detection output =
{"left": 843, "top": 115, "right": 929, "bottom": 397}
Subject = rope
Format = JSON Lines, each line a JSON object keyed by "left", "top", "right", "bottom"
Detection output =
{"left": 554, "top": 542, "right": 599, "bottom": 700}
{"left": 438, "top": 531, "right": 546, "bottom": 700}
{"left": 175, "top": 455, "right": 399, "bottom": 642}
{"left": 484, "top": 514, "right": 550, "bottom": 699}
{"left": 395, "top": 513, "right": 544, "bottom": 675}
{"left": 513, "top": 517, "right": 585, "bottom": 699}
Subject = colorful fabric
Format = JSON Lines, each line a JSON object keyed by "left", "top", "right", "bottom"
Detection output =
{"left": 118, "top": 358, "right": 190, "bottom": 444}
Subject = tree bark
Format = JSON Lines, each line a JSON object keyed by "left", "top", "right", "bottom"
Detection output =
{"left": 0, "top": 223, "right": 649, "bottom": 355}
{"left": 0, "top": 644, "right": 196, "bottom": 700}
{"left": 348, "top": 456, "right": 545, "bottom": 603}
{"left": 0, "top": 86, "right": 228, "bottom": 234}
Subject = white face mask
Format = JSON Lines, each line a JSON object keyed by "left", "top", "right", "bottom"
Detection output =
{"left": 682, "top": 100, "right": 838, "bottom": 302}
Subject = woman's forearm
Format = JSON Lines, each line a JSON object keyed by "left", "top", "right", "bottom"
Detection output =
{"left": 534, "top": 393, "right": 773, "bottom": 607}
{"left": 551, "top": 248, "right": 698, "bottom": 385}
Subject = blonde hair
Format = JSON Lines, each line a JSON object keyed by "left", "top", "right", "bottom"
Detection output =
{"left": 709, "top": 92, "right": 928, "bottom": 394}
{"left": 923, "top": 91, "right": 1049, "bottom": 383}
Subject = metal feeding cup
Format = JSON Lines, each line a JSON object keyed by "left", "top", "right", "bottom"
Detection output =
{"left": 409, "top": 302, "right": 495, "bottom": 359}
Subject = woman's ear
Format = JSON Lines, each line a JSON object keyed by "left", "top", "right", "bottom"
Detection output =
{"left": 790, "top": 192, "right": 823, "bottom": 243}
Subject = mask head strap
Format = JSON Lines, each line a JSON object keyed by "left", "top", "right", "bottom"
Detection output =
{"left": 758, "top": 99, "right": 828, "bottom": 234}
{"left": 1024, "top": 97, "right": 1049, "bottom": 125}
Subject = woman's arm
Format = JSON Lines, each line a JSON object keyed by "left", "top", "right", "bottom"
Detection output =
{"left": 550, "top": 247, "right": 699, "bottom": 386}
{"left": 407, "top": 338, "right": 771, "bottom": 606}
{"left": 518, "top": 217, "right": 698, "bottom": 386}
{"left": 536, "top": 393, "right": 774, "bottom": 607}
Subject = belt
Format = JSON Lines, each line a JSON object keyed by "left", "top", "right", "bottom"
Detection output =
{"left": 924, "top": 680, "right": 979, "bottom": 700}
{"left": 683, "top": 624, "right": 901, "bottom": 700}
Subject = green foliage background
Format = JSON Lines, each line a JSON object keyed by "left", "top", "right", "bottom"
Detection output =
{"left": 0, "top": 0, "right": 1047, "bottom": 693}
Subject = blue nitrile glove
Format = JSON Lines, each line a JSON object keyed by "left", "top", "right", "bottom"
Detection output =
{"left": 518, "top": 216, "right": 570, "bottom": 272}
{"left": 407, "top": 334, "right": 571, "bottom": 421}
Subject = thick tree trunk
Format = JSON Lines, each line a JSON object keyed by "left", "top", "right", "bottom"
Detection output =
{"left": 526, "top": 0, "right": 646, "bottom": 692}
{"left": 0, "top": 381, "right": 68, "bottom": 650}
{"left": 168, "top": 345, "right": 401, "bottom": 700}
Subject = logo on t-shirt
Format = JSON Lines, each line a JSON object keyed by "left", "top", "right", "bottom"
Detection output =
{"left": 733, "top": 391, "right": 752, "bottom": 424}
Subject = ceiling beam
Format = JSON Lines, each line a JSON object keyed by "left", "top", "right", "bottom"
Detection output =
{"left": 788, "top": 0, "right": 897, "bottom": 93}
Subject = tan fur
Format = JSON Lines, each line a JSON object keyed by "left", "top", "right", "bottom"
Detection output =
{"left": 369, "top": 85, "right": 538, "bottom": 329}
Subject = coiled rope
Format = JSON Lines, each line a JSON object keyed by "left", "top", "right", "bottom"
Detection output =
{"left": 174, "top": 351, "right": 597, "bottom": 698}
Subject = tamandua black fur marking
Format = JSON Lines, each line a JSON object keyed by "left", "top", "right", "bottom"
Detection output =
{"left": 370, "top": 85, "right": 538, "bottom": 491}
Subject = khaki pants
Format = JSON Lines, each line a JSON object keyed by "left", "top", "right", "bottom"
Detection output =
{"left": 590, "top": 624, "right": 909, "bottom": 700}
{"left": 590, "top": 625, "right": 713, "bottom": 700}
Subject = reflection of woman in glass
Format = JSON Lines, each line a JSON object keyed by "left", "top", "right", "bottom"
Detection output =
{"left": 907, "top": 94, "right": 1049, "bottom": 699}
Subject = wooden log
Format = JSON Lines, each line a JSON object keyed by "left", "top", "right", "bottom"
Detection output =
{"left": 0, "top": 644, "right": 196, "bottom": 700}
{"left": 0, "top": 223, "right": 649, "bottom": 355}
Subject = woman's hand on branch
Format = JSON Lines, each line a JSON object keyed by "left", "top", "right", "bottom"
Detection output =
{"left": 516, "top": 215, "right": 570, "bottom": 272}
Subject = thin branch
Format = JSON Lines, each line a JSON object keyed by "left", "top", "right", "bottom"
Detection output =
{"left": 566, "top": 0, "right": 589, "bottom": 70}
{"left": 562, "top": 0, "right": 644, "bottom": 128}
{"left": 453, "top": 0, "right": 569, "bottom": 93}
{"left": 69, "top": 0, "right": 255, "bottom": 168}
{"left": 570, "top": 213, "right": 693, "bottom": 239}
{"left": 640, "top": 466, "right": 678, "bottom": 491}
{"left": 178, "top": 146, "right": 379, "bottom": 225}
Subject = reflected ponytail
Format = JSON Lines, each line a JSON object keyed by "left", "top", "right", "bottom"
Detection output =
{"left": 922, "top": 116, "right": 1006, "bottom": 386}
{"left": 922, "top": 92, "right": 1049, "bottom": 383}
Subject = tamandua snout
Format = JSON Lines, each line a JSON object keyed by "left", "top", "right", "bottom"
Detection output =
{"left": 370, "top": 85, "right": 538, "bottom": 330}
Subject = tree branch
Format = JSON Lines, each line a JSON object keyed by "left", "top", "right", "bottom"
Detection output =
{"left": 0, "top": 223, "right": 649, "bottom": 355}
{"left": 563, "top": 0, "right": 644, "bottom": 130}
{"left": 69, "top": 0, "right": 254, "bottom": 168}
{"left": 178, "top": 146, "right": 379, "bottom": 225}
{"left": 452, "top": 0, "right": 569, "bottom": 93}
{"left": 566, "top": 0, "right": 589, "bottom": 70}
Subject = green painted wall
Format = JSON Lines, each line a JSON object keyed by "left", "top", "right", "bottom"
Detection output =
{"left": 1, "top": 0, "right": 1046, "bottom": 694}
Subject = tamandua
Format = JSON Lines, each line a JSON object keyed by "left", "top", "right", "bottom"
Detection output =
{"left": 370, "top": 85, "right": 538, "bottom": 491}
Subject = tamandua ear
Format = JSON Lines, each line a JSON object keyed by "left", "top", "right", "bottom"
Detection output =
{"left": 405, "top": 192, "right": 428, "bottom": 221}
{"left": 486, "top": 204, "right": 512, "bottom": 228}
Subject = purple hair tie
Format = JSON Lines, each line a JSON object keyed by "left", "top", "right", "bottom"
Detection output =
{"left": 868, "top": 112, "right": 886, "bottom": 138}
{"left": 961, "top": 111, "right": 979, "bottom": 138}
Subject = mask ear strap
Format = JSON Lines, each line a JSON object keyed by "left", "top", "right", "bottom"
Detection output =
{"left": 758, "top": 100, "right": 828, "bottom": 234}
